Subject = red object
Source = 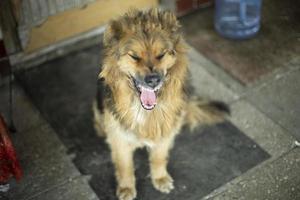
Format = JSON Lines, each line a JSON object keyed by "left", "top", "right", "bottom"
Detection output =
{"left": 0, "top": 115, "right": 22, "bottom": 182}
{"left": 0, "top": 40, "right": 10, "bottom": 76}
{"left": 0, "top": 40, "right": 7, "bottom": 58}
{"left": 176, "top": 0, "right": 213, "bottom": 16}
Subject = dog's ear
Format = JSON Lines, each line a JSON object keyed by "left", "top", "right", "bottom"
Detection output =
{"left": 158, "top": 9, "right": 181, "bottom": 35}
{"left": 103, "top": 20, "right": 123, "bottom": 47}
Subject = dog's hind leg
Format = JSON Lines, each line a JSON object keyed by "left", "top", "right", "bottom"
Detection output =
{"left": 149, "top": 137, "right": 175, "bottom": 193}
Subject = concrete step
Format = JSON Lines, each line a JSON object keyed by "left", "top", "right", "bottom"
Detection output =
{"left": 0, "top": 84, "right": 99, "bottom": 200}
{"left": 203, "top": 147, "right": 300, "bottom": 200}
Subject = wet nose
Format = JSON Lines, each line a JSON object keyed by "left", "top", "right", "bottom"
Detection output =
{"left": 144, "top": 73, "right": 161, "bottom": 88}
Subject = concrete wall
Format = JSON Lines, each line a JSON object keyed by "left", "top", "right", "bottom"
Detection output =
{"left": 16, "top": 0, "right": 158, "bottom": 52}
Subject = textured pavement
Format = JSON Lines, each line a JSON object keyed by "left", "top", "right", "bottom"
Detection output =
{"left": 0, "top": 42, "right": 298, "bottom": 199}
{"left": 0, "top": 84, "right": 98, "bottom": 200}
{"left": 246, "top": 68, "right": 300, "bottom": 140}
{"left": 207, "top": 148, "right": 300, "bottom": 200}
{"left": 14, "top": 45, "right": 269, "bottom": 200}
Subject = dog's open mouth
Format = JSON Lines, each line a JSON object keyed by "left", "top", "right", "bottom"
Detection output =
{"left": 133, "top": 78, "right": 162, "bottom": 110}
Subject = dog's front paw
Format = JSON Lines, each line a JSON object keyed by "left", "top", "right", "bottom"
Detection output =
{"left": 117, "top": 186, "right": 137, "bottom": 200}
{"left": 152, "top": 175, "right": 174, "bottom": 193}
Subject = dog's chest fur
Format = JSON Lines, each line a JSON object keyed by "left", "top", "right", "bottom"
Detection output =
{"left": 130, "top": 98, "right": 147, "bottom": 125}
{"left": 116, "top": 94, "right": 184, "bottom": 142}
{"left": 101, "top": 75, "right": 187, "bottom": 143}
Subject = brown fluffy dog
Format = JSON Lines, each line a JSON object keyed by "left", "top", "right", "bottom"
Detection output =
{"left": 93, "top": 8, "right": 229, "bottom": 200}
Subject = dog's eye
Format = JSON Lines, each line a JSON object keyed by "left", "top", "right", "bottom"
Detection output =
{"left": 156, "top": 53, "right": 165, "bottom": 60}
{"left": 129, "top": 54, "right": 141, "bottom": 61}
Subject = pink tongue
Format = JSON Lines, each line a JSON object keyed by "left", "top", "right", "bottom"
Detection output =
{"left": 140, "top": 87, "right": 156, "bottom": 108}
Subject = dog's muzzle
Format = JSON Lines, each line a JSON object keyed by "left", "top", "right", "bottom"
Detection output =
{"left": 132, "top": 72, "right": 163, "bottom": 110}
{"left": 144, "top": 73, "right": 161, "bottom": 88}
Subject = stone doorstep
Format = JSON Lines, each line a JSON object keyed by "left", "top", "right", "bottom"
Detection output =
{"left": 188, "top": 46, "right": 245, "bottom": 94}
{"left": 245, "top": 66, "right": 300, "bottom": 141}
{"left": 201, "top": 147, "right": 300, "bottom": 200}
{"left": 0, "top": 85, "right": 99, "bottom": 200}
{"left": 200, "top": 100, "right": 298, "bottom": 199}
{"left": 229, "top": 100, "right": 296, "bottom": 158}
{"left": 24, "top": 175, "right": 99, "bottom": 200}
{"left": 187, "top": 47, "right": 298, "bottom": 200}
{"left": 188, "top": 45, "right": 296, "bottom": 157}
{"left": 0, "top": 82, "right": 46, "bottom": 133}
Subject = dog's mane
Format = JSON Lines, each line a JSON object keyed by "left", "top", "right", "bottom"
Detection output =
{"left": 121, "top": 8, "right": 180, "bottom": 34}
{"left": 103, "top": 8, "right": 182, "bottom": 49}
{"left": 98, "top": 9, "right": 190, "bottom": 140}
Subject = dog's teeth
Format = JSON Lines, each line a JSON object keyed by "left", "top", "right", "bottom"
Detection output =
{"left": 146, "top": 88, "right": 154, "bottom": 92}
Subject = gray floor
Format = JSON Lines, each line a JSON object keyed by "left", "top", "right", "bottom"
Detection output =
{"left": 246, "top": 68, "right": 300, "bottom": 140}
{"left": 0, "top": 84, "right": 98, "bottom": 200}
{"left": 179, "top": 0, "right": 300, "bottom": 84}
{"left": 13, "top": 45, "right": 268, "bottom": 200}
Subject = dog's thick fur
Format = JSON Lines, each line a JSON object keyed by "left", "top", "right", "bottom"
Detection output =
{"left": 93, "top": 8, "right": 229, "bottom": 200}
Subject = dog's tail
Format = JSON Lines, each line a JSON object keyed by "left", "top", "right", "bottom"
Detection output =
{"left": 185, "top": 96, "right": 230, "bottom": 130}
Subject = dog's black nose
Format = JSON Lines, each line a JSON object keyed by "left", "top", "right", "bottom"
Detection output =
{"left": 144, "top": 73, "right": 161, "bottom": 88}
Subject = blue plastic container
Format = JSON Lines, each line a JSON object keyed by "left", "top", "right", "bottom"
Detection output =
{"left": 214, "top": 0, "right": 262, "bottom": 39}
